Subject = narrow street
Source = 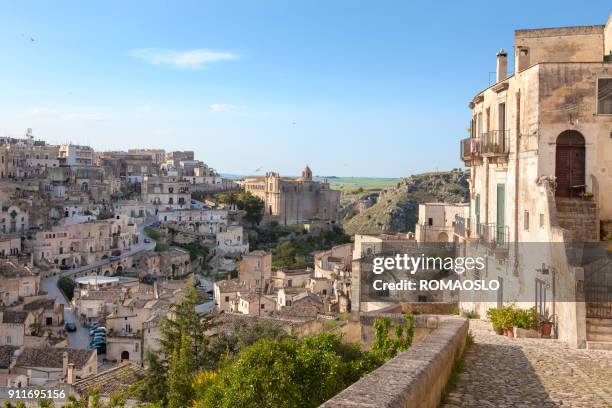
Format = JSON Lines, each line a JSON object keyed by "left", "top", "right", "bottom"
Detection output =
{"left": 442, "top": 320, "right": 612, "bottom": 408}
{"left": 40, "top": 220, "right": 156, "bottom": 349}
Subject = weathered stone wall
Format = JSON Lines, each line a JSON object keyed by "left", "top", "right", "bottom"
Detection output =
{"left": 320, "top": 316, "right": 468, "bottom": 408}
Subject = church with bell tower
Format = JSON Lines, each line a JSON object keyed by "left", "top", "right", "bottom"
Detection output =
{"left": 242, "top": 165, "right": 340, "bottom": 225}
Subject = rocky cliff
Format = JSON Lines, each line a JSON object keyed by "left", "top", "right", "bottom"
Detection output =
{"left": 341, "top": 170, "right": 469, "bottom": 235}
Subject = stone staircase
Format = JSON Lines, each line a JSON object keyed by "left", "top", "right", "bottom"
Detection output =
{"left": 586, "top": 318, "right": 612, "bottom": 350}
{"left": 555, "top": 198, "right": 598, "bottom": 242}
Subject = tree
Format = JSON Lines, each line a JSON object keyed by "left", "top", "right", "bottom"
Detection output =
{"left": 166, "top": 334, "right": 196, "bottom": 408}
{"left": 272, "top": 241, "right": 306, "bottom": 270}
{"left": 238, "top": 191, "right": 264, "bottom": 226}
{"left": 58, "top": 276, "right": 76, "bottom": 301}
{"left": 135, "top": 279, "right": 215, "bottom": 403}
{"left": 202, "top": 319, "right": 289, "bottom": 370}
{"left": 371, "top": 314, "right": 415, "bottom": 360}
{"left": 195, "top": 332, "right": 382, "bottom": 408}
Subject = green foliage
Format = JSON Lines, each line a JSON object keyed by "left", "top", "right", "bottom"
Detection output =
{"left": 167, "top": 333, "right": 196, "bottom": 408}
{"left": 195, "top": 332, "right": 381, "bottom": 408}
{"left": 218, "top": 191, "right": 264, "bottom": 225}
{"left": 58, "top": 276, "right": 75, "bottom": 301}
{"left": 144, "top": 227, "right": 162, "bottom": 241}
{"left": 462, "top": 309, "right": 480, "bottom": 319}
{"left": 134, "top": 280, "right": 215, "bottom": 404}
{"left": 272, "top": 241, "right": 307, "bottom": 270}
{"left": 97, "top": 210, "right": 115, "bottom": 220}
{"left": 487, "top": 305, "right": 539, "bottom": 333}
{"left": 201, "top": 319, "right": 289, "bottom": 370}
{"left": 154, "top": 242, "right": 169, "bottom": 252}
{"left": 270, "top": 226, "right": 351, "bottom": 269}
{"left": 371, "top": 314, "right": 415, "bottom": 361}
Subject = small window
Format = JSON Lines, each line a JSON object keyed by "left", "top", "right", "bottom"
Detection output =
{"left": 524, "top": 211, "right": 530, "bottom": 231}
{"left": 428, "top": 217, "right": 433, "bottom": 226}
{"left": 539, "top": 213, "right": 545, "bottom": 228}
{"left": 597, "top": 78, "right": 612, "bottom": 114}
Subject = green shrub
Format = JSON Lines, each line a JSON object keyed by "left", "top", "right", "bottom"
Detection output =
{"left": 462, "top": 309, "right": 479, "bottom": 319}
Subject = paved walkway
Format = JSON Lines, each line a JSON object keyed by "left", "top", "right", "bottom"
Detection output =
{"left": 442, "top": 320, "right": 612, "bottom": 408}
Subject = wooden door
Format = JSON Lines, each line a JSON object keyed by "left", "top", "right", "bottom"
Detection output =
{"left": 555, "top": 146, "right": 585, "bottom": 197}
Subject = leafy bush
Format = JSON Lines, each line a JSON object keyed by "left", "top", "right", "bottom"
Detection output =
{"left": 462, "top": 309, "right": 479, "bottom": 319}
{"left": 57, "top": 276, "right": 75, "bottom": 301}
{"left": 487, "top": 305, "right": 539, "bottom": 333}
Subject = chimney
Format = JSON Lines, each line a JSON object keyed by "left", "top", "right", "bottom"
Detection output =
{"left": 66, "top": 363, "right": 76, "bottom": 385}
{"left": 516, "top": 46, "right": 530, "bottom": 72}
{"left": 496, "top": 49, "right": 508, "bottom": 82}
{"left": 62, "top": 352, "right": 69, "bottom": 378}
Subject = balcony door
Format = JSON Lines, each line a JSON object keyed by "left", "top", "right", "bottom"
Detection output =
{"left": 496, "top": 184, "right": 505, "bottom": 242}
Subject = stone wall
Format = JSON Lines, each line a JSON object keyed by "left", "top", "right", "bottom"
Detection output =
{"left": 320, "top": 316, "right": 468, "bottom": 408}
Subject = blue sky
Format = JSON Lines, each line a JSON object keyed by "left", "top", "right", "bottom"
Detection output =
{"left": 0, "top": 1, "right": 610, "bottom": 177}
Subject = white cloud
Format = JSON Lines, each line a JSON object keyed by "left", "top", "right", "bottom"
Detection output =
{"left": 209, "top": 103, "right": 235, "bottom": 112}
{"left": 28, "top": 107, "right": 55, "bottom": 117}
{"left": 61, "top": 112, "right": 112, "bottom": 121}
{"left": 130, "top": 48, "right": 238, "bottom": 69}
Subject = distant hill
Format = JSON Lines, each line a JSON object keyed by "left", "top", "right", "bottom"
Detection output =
{"left": 341, "top": 169, "right": 469, "bottom": 235}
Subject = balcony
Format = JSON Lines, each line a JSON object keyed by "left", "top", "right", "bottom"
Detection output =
{"left": 481, "top": 130, "right": 509, "bottom": 161}
{"left": 460, "top": 137, "right": 481, "bottom": 165}
{"left": 477, "top": 223, "right": 509, "bottom": 251}
{"left": 453, "top": 215, "right": 470, "bottom": 239}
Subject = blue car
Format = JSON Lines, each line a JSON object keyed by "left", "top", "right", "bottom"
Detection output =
{"left": 89, "top": 338, "right": 105, "bottom": 347}
{"left": 89, "top": 327, "right": 106, "bottom": 336}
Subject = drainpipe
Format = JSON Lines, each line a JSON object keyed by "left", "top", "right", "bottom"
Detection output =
{"left": 514, "top": 90, "right": 521, "bottom": 276}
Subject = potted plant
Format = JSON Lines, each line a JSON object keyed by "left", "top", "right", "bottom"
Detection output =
{"left": 539, "top": 310, "right": 554, "bottom": 338}
{"left": 581, "top": 191, "right": 594, "bottom": 201}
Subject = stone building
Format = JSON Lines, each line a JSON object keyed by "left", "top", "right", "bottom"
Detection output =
{"left": 215, "top": 225, "right": 249, "bottom": 256}
{"left": 243, "top": 166, "right": 340, "bottom": 225}
{"left": 127, "top": 149, "right": 166, "bottom": 165}
{"left": 142, "top": 175, "right": 191, "bottom": 211}
{"left": 456, "top": 15, "right": 612, "bottom": 349}
{"left": 59, "top": 144, "right": 95, "bottom": 167}
{"left": 0, "top": 132, "right": 59, "bottom": 179}
{"left": 0, "top": 202, "right": 29, "bottom": 235}
{"left": 238, "top": 250, "right": 272, "bottom": 289}
{"left": 414, "top": 203, "right": 469, "bottom": 243}
{"left": 29, "top": 215, "right": 139, "bottom": 268}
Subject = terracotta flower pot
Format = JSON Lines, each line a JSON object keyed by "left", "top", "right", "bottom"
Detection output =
{"left": 505, "top": 328, "right": 514, "bottom": 337}
{"left": 540, "top": 322, "right": 553, "bottom": 338}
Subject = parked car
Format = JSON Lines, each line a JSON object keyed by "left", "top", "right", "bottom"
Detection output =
{"left": 109, "top": 256, "right": 120, "bottom": 261}
{"left": 111, "top": 249, "right": 122, "bottom": 257}
{"left": 144, "top": 238, "right": 151, "bottom": 243}
{"left": 92, "top": 343, "right": 106, "bottom": 354}
{"left": 89, "top": 327, "right": 106, "bottom": 336}
{"left": 64, "top": 322, "right": 77, "bottom": 332}
{"left": 59, "top": 265, "right": 71, "bottom": 271}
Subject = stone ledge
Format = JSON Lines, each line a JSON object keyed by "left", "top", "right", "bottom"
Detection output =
{"left": 320, "top": 316, "right": 468, "bottom": 408}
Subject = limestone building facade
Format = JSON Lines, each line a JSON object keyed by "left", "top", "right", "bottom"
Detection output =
{"left": 243, "top": 166, "right": 340, "bottom": 225}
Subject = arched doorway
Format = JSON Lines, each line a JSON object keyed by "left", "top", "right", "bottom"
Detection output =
{"left": 555, "top": 130, "right": 585, "bottom": 197}
{"left": 121, "top": 351, "right": 130, "bottom": 361}
{"left": 437, "top": 232, "right": 449, "bottom": 242}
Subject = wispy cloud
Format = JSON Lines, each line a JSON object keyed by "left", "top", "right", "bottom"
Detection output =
{"left": 26, "top": 107, "right": 111, "bottom": 122}
{"left": 61, "top": 112, "right": 112, "bottom": 121}
{"left": 28, "top": 107, "right": 55, "bottom": 117}
{"left": 130, "top": 48, "right": 238, "bottom": 69}
{"left": 209, "top": 103, "right": 235, "bottom": 112}
{"left": 135, "top": 105, "right": 152, "bottom": 112}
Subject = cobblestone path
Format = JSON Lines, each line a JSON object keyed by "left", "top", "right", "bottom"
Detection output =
{"left": 442, "top": 320, "right": 612, "bottom": 408}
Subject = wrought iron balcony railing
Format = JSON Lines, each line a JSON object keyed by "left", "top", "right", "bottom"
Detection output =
{"left": 454, "top": 215, "right": 470, "bottom": 238}
{"left": 481, "top": 130, "right": 509, "bottom": 156}
{"left": 460, "top": 137, "right": 481, "bottom": 162}
{"left": 477, "top": 222, "right": 509, "bottom": 250}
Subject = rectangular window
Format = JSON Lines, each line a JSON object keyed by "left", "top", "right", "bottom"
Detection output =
{"left": 539, "top": 213, "right": 545, "bottom": 228}
{"left": 524, "top": 211, "right": 530, "bottom": 231}
{"left": 597, "top": 78, "right": 612, "bottom": 114}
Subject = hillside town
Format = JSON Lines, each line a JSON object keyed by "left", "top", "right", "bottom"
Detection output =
{"left": 0, "top": 11, "right": 611, "bottom": 408}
